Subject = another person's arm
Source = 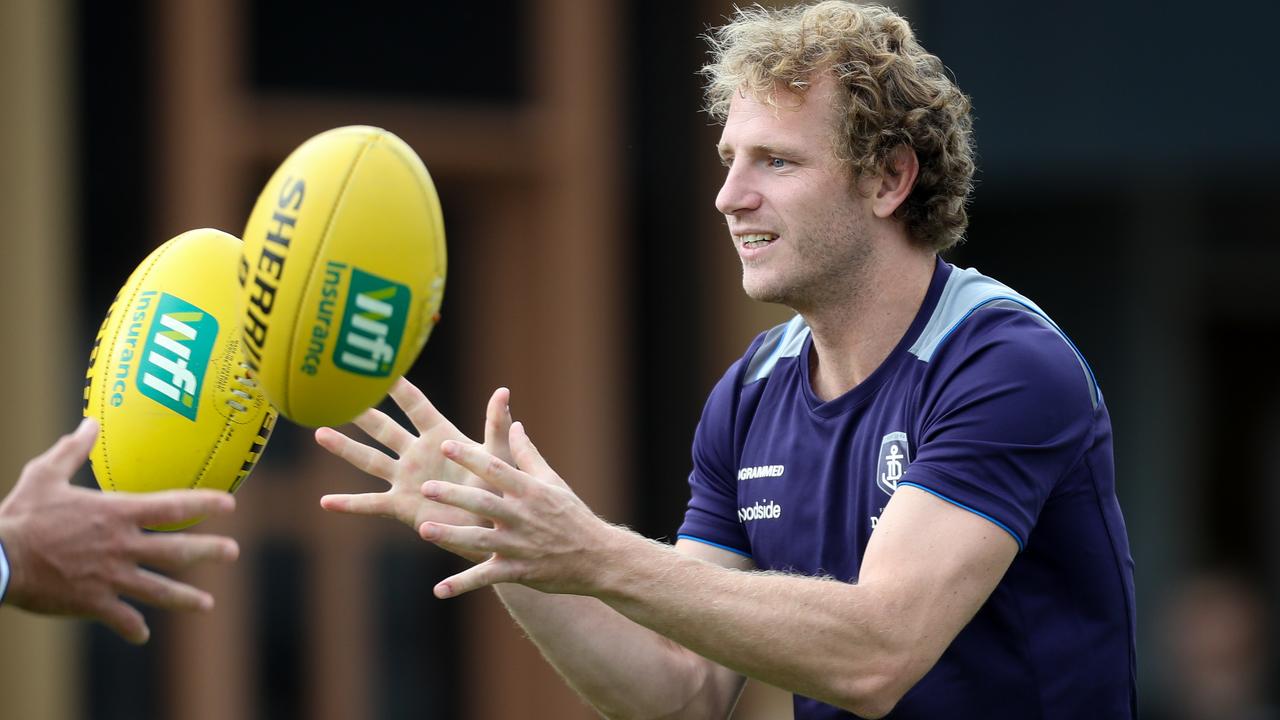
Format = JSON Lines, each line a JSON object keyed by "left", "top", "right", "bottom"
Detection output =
{"left": 0, "top": 418, "right": 240, "bottom": 644}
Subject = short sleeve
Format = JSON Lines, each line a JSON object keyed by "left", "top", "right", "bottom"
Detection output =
{"left": 677, "top": 355, "right": 753, "bottom": 557}
{"left": 902, "top": 310, "right": 1099, "bottom": 549}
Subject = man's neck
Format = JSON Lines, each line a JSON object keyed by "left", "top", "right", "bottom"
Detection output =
{"left": 803, "top": 248, "right": 936, "bottom": 402}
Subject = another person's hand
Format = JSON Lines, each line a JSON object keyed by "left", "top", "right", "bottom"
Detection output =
{"left": 316, "top": 378, "right": 513, "bottom": 562}
{"left": 0, "top": 418, "right": 240, "bottom": 644}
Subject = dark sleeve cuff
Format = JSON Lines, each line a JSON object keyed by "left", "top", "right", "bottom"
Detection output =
{"left": 0, "top": 536, "right": 12, "bottom": 606}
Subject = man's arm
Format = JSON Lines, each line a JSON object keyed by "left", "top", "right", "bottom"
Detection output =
{"left": 599, "top": 488, "right": 1017, "bottom": 717}
{"left": 0, "top": 418, "right": 240, "bottom": 644}
{"left": 493, "top": 541, "right": 752, "bottom": 720}
{"left": 428, "top": 430, "right": 1018, "bottom": 718}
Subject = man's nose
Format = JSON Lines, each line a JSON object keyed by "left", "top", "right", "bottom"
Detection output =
{"left": 715, "top": 162, "right": 763, "bottom": 216}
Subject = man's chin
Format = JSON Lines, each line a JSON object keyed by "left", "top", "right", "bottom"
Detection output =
{"left": 741, "top": 278, "right": 792, "bottom": 306}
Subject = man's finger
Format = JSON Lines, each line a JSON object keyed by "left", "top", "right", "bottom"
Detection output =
{"left": 94, "top": 597, "right": 151, "bottom": 645}
{"left": 419, "top": 522, "right": 500, "bottom": 555}
{"left": 389, "top": 377, "right": 450, "bottom": 435}
{"left": 420, "top": 482, "right": 513, "bottom": 524}
{"left": 433, "top": 558, "right": 511, "bottom": 599}
{"left": 352, "top": 407, "right": 415, "bottom": 456}
{"left": 320, "top": 492, "right": 397, "bottom": 519}
{"left": 116, "top": 567, "right": 214, "bottom": 612}
{"left": 118, "top": 489, "right": 235, "bottom": 528}
{"left": 40, "top": 417, "right": 99, "bottom": 480}
{"left": 483, "top": 387, "right": 513, "bottom": 456}
{"left": 509, "top": 422, "right": 553, "bottom": 477}
{"left": 129, "top": 532, "right": 239, "bottom": 570}
{"left": 314, "top": 428, "right": 396, "bottom": 481}
{"left": 441, "top": 441, "right": 527, "bottom": 495}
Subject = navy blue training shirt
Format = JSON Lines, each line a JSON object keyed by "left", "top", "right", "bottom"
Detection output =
{"left": 678, "top": 259, "right": 1136, "bottom": 719}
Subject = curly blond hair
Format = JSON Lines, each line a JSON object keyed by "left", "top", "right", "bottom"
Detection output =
{"left": 703, "top": 1, "right": 975, "bottom": 251}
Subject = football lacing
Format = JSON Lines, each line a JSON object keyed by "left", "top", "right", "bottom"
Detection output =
{"left": 227, "top": 362, "right": 258, "bottom": 413}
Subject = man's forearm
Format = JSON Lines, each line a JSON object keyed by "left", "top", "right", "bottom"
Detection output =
{"left": 495, "top": 582, "right": 740, "bottom": 719}
{"left": 592, "top": 534, "right": 904, "bottom": 716}
{"left": 493, "top": 529, "right": 900, "bottom": 719}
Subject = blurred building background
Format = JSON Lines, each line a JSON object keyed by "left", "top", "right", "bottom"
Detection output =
{"left": 1, "top": 0, "right": 1278, "bottom": 718}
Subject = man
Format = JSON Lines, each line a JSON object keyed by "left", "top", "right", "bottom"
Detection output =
{"left": 318, "top": 2, "right": 1136, "bottom": 717}
{"left": 0, "top": 418, "right": 239, "bottom": 644}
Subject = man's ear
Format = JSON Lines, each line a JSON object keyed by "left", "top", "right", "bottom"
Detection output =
{"left": 872, "top": 145, "right": 919, "bottom": 219}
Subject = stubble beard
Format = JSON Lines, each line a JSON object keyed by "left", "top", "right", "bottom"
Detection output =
{"left": 741, "top": 212, "right": 875, "bottom": 315}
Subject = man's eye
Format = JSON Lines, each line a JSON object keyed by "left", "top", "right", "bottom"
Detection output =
{"left": 769, "top": 157, "right": 787, "bottom": 169}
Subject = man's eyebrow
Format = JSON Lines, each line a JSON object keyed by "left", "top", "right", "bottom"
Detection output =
{"left": 717, "top": 142, "right": 801, "bottom": 158}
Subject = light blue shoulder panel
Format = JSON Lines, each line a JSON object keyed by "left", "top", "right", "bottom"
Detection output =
{"left": 908, "top": 267, "right": 1101, "bottom": 408}
{"left": 744, "top": 315, "right": 810, "bottom": 385}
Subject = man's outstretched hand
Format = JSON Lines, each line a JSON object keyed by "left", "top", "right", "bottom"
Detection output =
{"left": 0, "top": 418, "right": 240, "bottom": 644}
{"left": 421, "top": 420, "right": 621, "bottom": 600}
{"left": 316, "top": 377, "right": 513, "bottom": 562}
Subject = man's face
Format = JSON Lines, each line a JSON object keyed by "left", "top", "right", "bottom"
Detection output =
{"left": 715, "top": 74, "right": 874, "bottom": 310}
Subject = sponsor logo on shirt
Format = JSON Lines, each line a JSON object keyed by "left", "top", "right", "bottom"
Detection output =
{"left": 738, "top": 499, "right": 783, "bottom": 523}
{"left": 876, "top": 431, "right": 910, "bottom": 497}
{"left": 737, "top": 464, "right": 785, "bottom": 481}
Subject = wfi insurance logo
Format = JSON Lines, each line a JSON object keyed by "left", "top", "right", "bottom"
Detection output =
{"left": 333, "top": 268, "right": 410, "bottom": 377}
{"left": 137, "top": 293, "right": 217, "bottom": 420}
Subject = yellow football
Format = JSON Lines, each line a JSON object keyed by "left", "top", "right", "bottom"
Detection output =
{"left": 238, "top": 125, "right": 447, "bottom": 427}
{"left": 83, "top": 228, "right": 277, "bottom": 530}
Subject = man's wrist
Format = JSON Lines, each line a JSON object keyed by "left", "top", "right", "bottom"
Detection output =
{"left": 590, "top": 525, "right": 663, "bottom": 601}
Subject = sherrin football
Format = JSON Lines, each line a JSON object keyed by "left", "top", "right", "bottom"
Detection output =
{"left": 83, "top": 228, "right": 277, "bottom": 530}
{"left": 238, "top": 125, "right": 447, "bottom": 427}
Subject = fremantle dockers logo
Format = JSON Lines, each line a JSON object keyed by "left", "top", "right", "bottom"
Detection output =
{"left": 876, "top": 432, "right": 910, "bottom": 496}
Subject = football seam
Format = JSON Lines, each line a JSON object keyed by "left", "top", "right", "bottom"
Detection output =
{"left": 95, "top": 238, "right": 179, "bottom": 492}
{"left": 239, "top": 409, "right": 276, "bottom": 492}
{"left": 201, "top": 309, "right": 268, "bottom": 491}
{"left": 193, "top": 422, "right": 235, "bottom": 491}
{"left": 283, "top": 128, "right": 380, "bottom": 421}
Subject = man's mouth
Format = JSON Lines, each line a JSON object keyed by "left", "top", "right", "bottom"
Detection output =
{"left": 738, "top": 233, "right": 778, "bottom": 249}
